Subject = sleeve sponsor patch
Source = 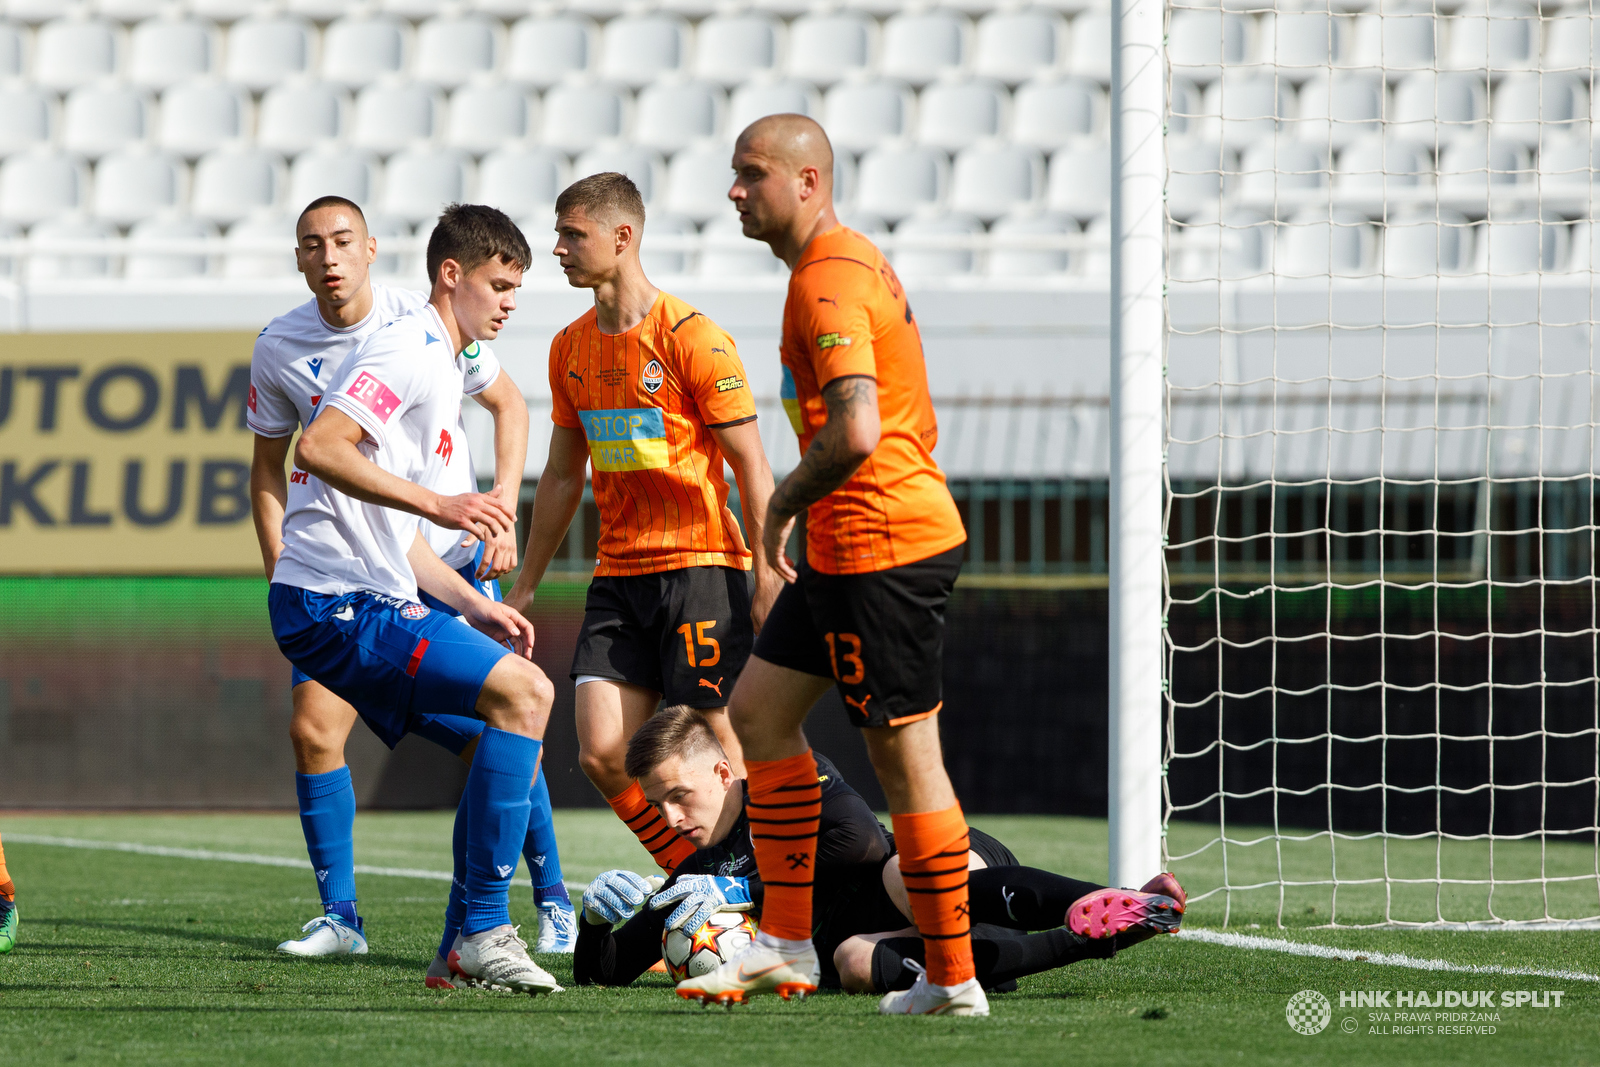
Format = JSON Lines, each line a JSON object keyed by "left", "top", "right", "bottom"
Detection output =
{"left": 345, "top": 371, "right": 403, "bottom": 423}
{"left": 714, "top": 375, "right": 745, "bottom": 392}
{"left": 816, "top": 333, "right": 853, "bottom": 350}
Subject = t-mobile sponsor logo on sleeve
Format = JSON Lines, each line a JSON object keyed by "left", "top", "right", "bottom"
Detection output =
{"left": 346, "top": 372, "right": 402, "bottom": 423}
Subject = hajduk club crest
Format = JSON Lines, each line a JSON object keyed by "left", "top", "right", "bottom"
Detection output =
{"left": 400, "top": 604, "right": 431, "bottom": 620}
{"left": 642, "top": 359, "right": 664, "bottom": 394}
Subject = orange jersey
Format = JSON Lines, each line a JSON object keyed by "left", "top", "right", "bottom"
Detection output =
{"left": 780, "top": 225, "right": 966, "bottom": 574}
{"left": 550, "top": 291, "right": 757, "bottom": 577}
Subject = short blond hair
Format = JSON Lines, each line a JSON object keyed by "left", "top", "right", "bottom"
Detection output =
{"left": 624, "top": 704, "right": 726, "bottom": 779}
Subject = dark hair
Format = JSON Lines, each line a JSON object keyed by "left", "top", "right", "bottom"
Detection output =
{"left": 624, "top": 704, "right": 726, "bottom": 780}
{"left": 554, "top": 172, "right": 646, "bottom": 227}
{"left": 425, "top": 203, "right": 533, "bottom": 284}
{"left": 297, "top": 195, "right": 367, "bottom": 229}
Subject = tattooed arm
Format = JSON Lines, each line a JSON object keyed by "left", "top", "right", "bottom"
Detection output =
{"left": 762, "top": 375, "right": 881, "bottom": 581}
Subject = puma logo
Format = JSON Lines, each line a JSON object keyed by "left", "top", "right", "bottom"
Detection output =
{"left": 568, "top": 369, "right": 584, "bottom": 385}
{"left": 843, "top": 694, "right": 872, "bottom": 716}
{"left": 817, "top": 295, "right": 838, "bottom": 307}
{"left": 1002, "top": 886, "right": 1018, "bottom": 923}
{"left": 698, "top": 677, "right": 724, "bottom": 697}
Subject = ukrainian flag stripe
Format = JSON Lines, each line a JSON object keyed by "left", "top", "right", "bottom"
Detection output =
{"left": 581, "top": 407, "right": 671, "bottom": 471}
{"left": 780, "top": 366, "right": 804, "bottom": 436}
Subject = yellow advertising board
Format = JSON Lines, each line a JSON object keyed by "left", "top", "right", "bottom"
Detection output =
{"left": 0, "top": 332, "right": 265, "bottom": 573}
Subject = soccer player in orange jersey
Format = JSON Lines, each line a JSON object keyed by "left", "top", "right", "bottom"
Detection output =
{"left": 675, "top": 114, "right": 986, "bottom": 1015}
{"left": 505, "top": 173, "right": 782, "bottom": 876}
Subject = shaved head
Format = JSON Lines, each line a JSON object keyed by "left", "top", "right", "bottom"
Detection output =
{"left": 736, "top": 113, "right": 834, "bottom": 194}
{"left": 729, "top": 113, "right": 840, "bottom": 267}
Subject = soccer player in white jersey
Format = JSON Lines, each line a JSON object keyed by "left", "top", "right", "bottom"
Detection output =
{"left": 249, "top": 198, "right": 576, "bottom": 962}
{"left": 268, "top": 204, "right": 561, "bottom": 995}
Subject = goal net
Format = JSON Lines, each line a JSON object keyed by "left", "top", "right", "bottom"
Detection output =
{"left": 1155, "top": 0, "right": 1600, "bottom": 927}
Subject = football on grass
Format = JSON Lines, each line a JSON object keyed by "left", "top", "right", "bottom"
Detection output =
{"left": 661, "top": 912, "right": 758, "bottom": 981}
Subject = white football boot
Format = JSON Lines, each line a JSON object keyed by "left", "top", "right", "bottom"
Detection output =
{"left": 455, "top": 924, "right": 563, "bottom": 995}
{"left": 276, "top": 914, "right": 368, "bottom": 957}
{"left": 878, "top": 961, "right": 990, "bottom": 1017}
{"left": 534, "top": 901, "right": 578, "bottom": 953}
{"left": 675, "top": 936, "right": 820, "bottom": 1007}
{"left": 425, "top": 953, "right": 463, "bottom": 989}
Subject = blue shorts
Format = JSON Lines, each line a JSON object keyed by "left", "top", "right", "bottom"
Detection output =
{"left": 270, "top": 583, "right": 508, "bottom": 751}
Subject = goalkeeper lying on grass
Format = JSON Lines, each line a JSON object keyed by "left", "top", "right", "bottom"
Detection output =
{"left": 573, "top": 705, "right": 1186, "bottom": 994}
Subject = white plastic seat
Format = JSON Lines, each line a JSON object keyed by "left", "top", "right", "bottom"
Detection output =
{"left": 832, "top": 150, "right": 857, "bottom": 207}
{"left": 599, "top": 14, "right": 689, "bottom": 89}
{"left": 1351, "top": 0, "right": 1439, "bottom": 72}
{"left": 639, "top": 211, "right": 693, "bottom": 276}
{"left": 1260, "top": 8, "right": 1341, "bottom": 79}
{"left": 192, "top": 146, "right": 283, "bottom": 224}
{"left": 1046, "top": 141, "right": 1110, "bottom": 220}
{"left": 225, "top": 16, "right": 314, "bottom": 92}
{"left": 1437, "top": 135, "right": 1531, "bottom": 197}
{"left": 574, "top": 143, "right": 665, "bottom": 203}
{"left": 541, "top": 82, "right": 628, "bottom": 153}
{"left": 34, "top": 17, "right": 119, "bottom": 91}
{"left": 1568, "top": 219, "right": 1600, "bottom": 272}
{"left": 1390, "top": 71, "right": 1487, "bottom": 146}
{"left": 1167, "top": 7, "right": 1250, "bottom": 82}
{"left": 92, "top": 148, "right": 185, "bottom": 225}
{"left": 506, "top": 14, "right": 595, "bottom": 88}
{"left": 973, "top": 10, "right": 1062, "bottom": 86}
{"left": 1276, "top": 205, "right": 1376, "bottom": 277}
{"left": 634, "top": 80, "right": 724, "bottom": 153}
{"left": 949, "top": 143, "right": 1043, "bottom": 222}
{"left": 189, "top": 0, "right": 260, "bottom": 22}
{"left": 158, "top": 80, "right": 249, "bottom": 159}
{"left": 1538, "top": 135, "right": 1600, "bottom": 187}
{"left": 381, "top": 0, "right": 447, "bottom": 20}
{"left": 856, "top": 143, "right": 947, "bottom": 223}
{"left": 988, "top": 211, "right": 1076, "bottom": 276}
{"left": 1170, "top": 207, "right": 1272, "bottom": 281}
{"left": 0, "top": 151, "right": 88, "bottom": 223}
{"left": 477, "top": 145, "right": 567, "bottom": 218}
{"left": 1167, "top": 138, "right": 1236, "bottom": 219}
{"left": 445, "top": 82, "right": 533, "bottom": 153}
{"left": 1199, "top": 70, "right": 1292, "bottom": 151}
{"left": 881, "top": 10, "right": 968, "bottom": 88}
{"left": 225, "top": 213, "right": 298, "bottom": 278}
{"left": 1491, "top": 72, "right": 1590, "bottom": 146}
{"left": 1295, "top": 70, "right": 1383, "bottom": 149}
{"left": 8, "top": 0, "right": 74, "bottom": 21}
{"left": 1012, "top": 77, "right": 1103, "bottom": 150}
{"left": 321, "top": 15, "right": 408, "bottom": 88}
{"left": 1238, "top": 141, "right": 1330, "bottom": 202}
{"left": 823, "top": 79, "right": 914, "bottom": 153}
{"left": 837, "top": 211, "right": 888, "bottom": 237}
{"left": 27, "top": 215, "right": 115, "bottom": 280}
{"left": 62, "top": 84, "right": 151, "bottom": 159}
{"left": 694, "top": 14, "right": 780, "bottom": 87}
{"left": 787, "top": 12, "right": 874, "bottom": 87}
{"left": 1168, "top": 76, "right": 1204, "bottom": 138}
{"left": 663, "top": 141, "right": 733, "bottom": 223}
{"left": 288, "top": 146, "right": 380, "bottom": 209}
{"left": 98, "top": 0, "right": 169, "bottom": 21}
{"left": 697, "top": 214, "right": 774, "bottom": 277}
{"left": 258, "top": 81, "right": 349, "bottom": 155}
{"left": 892, "top": 212, "right": 981, "bottom": 276}
{"left": 0, "top": 22, "right": 23, "bottom": 79}
{"left": 364, "top": 212, "right": 414, "bottom": 279}
{"left": 728, "top": 79, "right": 821, "bottom": 133}
{"left": 1543, "top": 5, "right": 1600, "bottom": 72}
{"left": 0, "top": 85, "right": 55, "bottom": 157}
{"left": 129, "top": 17, "right": 217, "bottom": 90}
{"left": 1066, "top": 9, "right": 1111, "bottom": 84}
{"left": 381, "top": 146, "right": 468, "bottom": 225}
{"left": 1335, "top": 136, "right": 1432, "bottom": 193}
{"left": 916, "top": 78, "right": 1006, "bottom": 151}
{"left": 1471, "top": 209, "right": 1569, "bottom": 273}
{"left": 126, "top": 215, "right": 218, "bottom": 280}
{"left": 415, "top": 14, "right": 500, "bottom": 88}
{"left": 1382, "top": 207, "right": 1472, "bottom": 276}
{"left": 1445, "top": 0, "right": 1537, "bottom": 73}
{"left": 352, "top": 80, "right": 443, "bottom": 154}
{"left": 289, "top": 0, "right": 360, "bottom": 20}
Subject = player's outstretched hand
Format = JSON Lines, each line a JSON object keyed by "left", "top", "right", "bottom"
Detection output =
{"left": 431, "top": 484, "right": 516, "bottom": 542}
{"left": 762, "top": 511, "right": 799, "bottom": 584}
{"left": 581, "top": 870, "right": 664, "bottom": 926}
{"left": 477, "top": 523, "right": 518, "bottom": 580}
{"left": 648, "top": 875, "right": 753, "bottom": 934}
{"left": 462, "top": 596, "right": 536, "bottom": 658}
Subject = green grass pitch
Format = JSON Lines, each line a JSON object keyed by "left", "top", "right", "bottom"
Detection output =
{"left": 1, "top": 811, "right": 1597, "bottom": 1066}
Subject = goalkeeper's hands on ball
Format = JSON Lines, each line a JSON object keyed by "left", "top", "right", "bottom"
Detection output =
{"left": 580, "top": 870, "right": 665, "bottom": 925}
{"left": 647, "top": 875, "right": 753, "bottom": 934}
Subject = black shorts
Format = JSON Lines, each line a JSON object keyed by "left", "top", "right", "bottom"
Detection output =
{"left": 571, "top": 566, "right": 753, "bottom": 708}
{"left": 752, "top": 544, "right": 963, "bottom": 727}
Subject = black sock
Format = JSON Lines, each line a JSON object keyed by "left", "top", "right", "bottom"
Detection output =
{"left": 966, "top": 866, "right": 1106, "bottom": 930}
{"left": 869, "top": 923, "right": 1115, "bottom": 993}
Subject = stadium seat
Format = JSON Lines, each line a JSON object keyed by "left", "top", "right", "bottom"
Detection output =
{"left": 881, "top": 10, "right": 968, "bottom": 88}
{"left": 365, "top": 212, "right": 414, "bottom": 278}
{"left": 599, "top": 14, "right": 689, "bottom": 89}
{"left": 892, "top": 211, "right": 982, "bottom": 276}
{"left": 7, "top": 0, "right": 73, "bottom": 20}
{"left": 27, "top": 214, "right": 116, "bottom": 280}
{"left": 92, "top": 147, "right": 185, "bottom": 226}
{"left": 190, "top": 0, "right": 260, "bottom": 21}
{"left": 833, "top": 149, "right": 857, "bottom": 207}
{"left": 128, "top": 17, "right": 218, "bottom": 90}
{"left": 100, "top": 0, "right": 169, "bottom": 21}
{"left": 34, "top": 16, "right": 119, "bottom": 91}
{"left": 477, "top": 144, "right": 567, "bottom": 218}
{"left": 444, "top": 81, "right": 533, "bottom": 154}
{"left": 1277, "top": 206, "right": 1377, "bottom": 277}
{"left": 1382, "top": 207, "right": 1473, "bottom": 276}
{"left": 1335, "top": 136, "right": 1433, "bottom": 194}
{"left": 381, "top": 0, "right": 446, "bottom": 21}
{"left": 1166, "top": 138, "right": 1236, "bottom": 219}
{"left": 415, "top": 13, "right": 501, "bottom": 88}
{"left": 1011, "top": 77, "right": 1103, "bottom": 150}
{"left": 1199, "top": 70, "right": 1292, "bottom": 151}
{"left": 1543, "top": 4, "right": 1600, "bottom": 72}
{"left": 288, "top": 146, "right": 380, "bottom": 209}
{"left": 0, "top": 84, "right": 55, "bottom": 157}
{"left": 126, "top": 214, "right": 219, "bottom": 280}
{"left": 786, "top": 11, "right": 875, "bottom": 86}
{"left": 1537, "top": 135, "right": 1600, "bottom": 187}
{"left": 1167, "top": 7, "right": 1250, "bottom": 82}
{"left": 381, "top": 146, "right": 468, "bottom": 225}
{"left": 856, "top": 143, "right": 947, "bottom": 223}
{"left": 1239, "top": 141, "right": 1330, "bottom": 204}
{"left": 1046, "top": 140, "right": 1110, "bottom": 221}
{"left": 224, "top": 212, "right": 298, "bottom": 278}
{"left": 837, "top": 211, "right": 888, "bottom": 237}
{"left": 1471, "top": 208, "right": 1570, "bottom": 273}
{"left": 987, "top": 210, "right": 1076, "bottom": 276}
{"left": 950, "top": 142, "right": 1043, "bottom": 222}
{"left": 321, "top": 14, "right": 409, "bottom": 88}
{"left": 663, "top": 141, "right": 734, "bottom": 223}
{"left": 1260, "top": 7, "right": 1341, "bottom": 79}
{"left": 1170, "top": 206, "right": 1273, "bottom": 281}
{"left": 916, "top": 77, "right": 1007, "bottom": 151}
{"left": 1351, "top": 0, "right": 1440, "bottom": 71}
{"left": 823, "top": 78, "right": 915, "bottom": 153}
{"left": 506, "top": 14, "right": 596, "bottom": 88}
{"left": 351, "top": 79, "right": 443, "bottom": 154}
{"left": 972, "top": 10, "right": 1063, "bottom": 87}
{"left": 694, "top": 13, "right": 780, "bottom": 87}
{"left": 634, "top": 79, "right": 724, "bottom": 153}
{"left": 288, "top": 0, "right": 357, "bottom": 20}
{"left": 1491, "top": 72, "right": 1591, "bottom": 146}
{"left": 258, "top": 81, "right": 349, "bottom": 155}
{"left": 1295, "top": 70, "right": 1384, "bottom": 149}
{"left": 698, "top": 213, "right": 777, "bottom": 276}
{"left": 638, "top": 210, "right": 693, "bottom": 276}
{"left": 0, "top": 21, "right": 23, "bottom": 79}
{"left": 61, "top": 84, "right": 151, "bottom": 159}
{"left": 225, "top": 15, "right": 314, "bottom": 92}
{"left": 0, "top": 150, "right": 87, "bottom": 223}
{"left": 541, "top": 81, "right": 628, "bottom": 153}
{"left": 728, "top": 78, "right": 821, "bottom": 133}
{"left": 1390, "top": 71, "right": 1487, "bottom": 146}
{"left": 1445, "top": 0, "right": 1537, "bottom": 73}
{"left": 192, "top": 145, "right": 283, "bottom": 224}
{"left": 1066, "top": 9, "right": 1112, "bottom": 84}
{"left": 574, "top": 142, "right": 665, "bottom": 203}
{"left": 1568, "top": 219, "right": 1600, "bottom": 272}
{"left": 0, "top": 219, "right": 17, "bottom": 278}
{"left": 158, "top": 80, "right": 250, "bottom": 159}
{"left": 1168, "top": 76, "right": 1204, "bottom": 138}
{"left": 1437, "top": 135, "right": 1531, "bottom": 197}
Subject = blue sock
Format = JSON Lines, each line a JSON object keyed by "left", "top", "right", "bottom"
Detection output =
{"left": 524, "top": 766, "right": 569, "bottom": 909}
{"left": 461, "top": 728, "right": 539, "bottom": 936}
{"left": 295, "top": 767, "right": 359, "bottom": 929}
{"left": 438, "top": 792, "right": 468, "bottom": 960}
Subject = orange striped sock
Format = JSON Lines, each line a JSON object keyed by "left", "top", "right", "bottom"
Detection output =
{"left": 606, "top": 781, "right": 696, "bottom": 875}
{"left": 746, "top": 749, "right": 821, "bottom": 942}
{"left": 892, "top": 805, "right": 975, "bottom": 987}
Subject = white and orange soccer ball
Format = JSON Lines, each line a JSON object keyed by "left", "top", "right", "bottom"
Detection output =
{"left": 661, "top": 913, "right": 758, "bottom": 982}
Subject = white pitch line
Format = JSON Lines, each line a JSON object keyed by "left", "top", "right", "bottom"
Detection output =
{"left": 1178, "top": 928, "right": 1600, "bottom": 983}
{"left": 7, "top": 833, "right": 589, "bottom": 892}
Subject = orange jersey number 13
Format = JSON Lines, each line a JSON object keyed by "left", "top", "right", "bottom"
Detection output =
{"left": 823, "top": 632, "right": 865, "bottom": 685}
